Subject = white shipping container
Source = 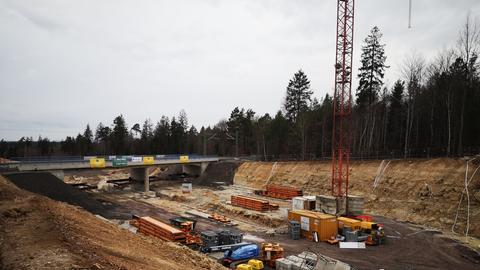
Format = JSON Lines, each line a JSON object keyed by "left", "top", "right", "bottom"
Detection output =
{"left": 292, "top": 197, "right": 307, "bottom": 210}
{"left": 182, "top": 183, "right": 192, "bottom": 193}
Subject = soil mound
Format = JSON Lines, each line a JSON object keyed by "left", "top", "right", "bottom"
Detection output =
{"left": 0, "top": 175, "right": 224, "bottom": 270}
{"left": 5, "top": 172, "right": 129, "bottom": 219}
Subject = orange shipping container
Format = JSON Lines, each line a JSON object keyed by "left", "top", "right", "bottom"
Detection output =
{"left": 288, "top": 210, "right": 338, "bottom": 242}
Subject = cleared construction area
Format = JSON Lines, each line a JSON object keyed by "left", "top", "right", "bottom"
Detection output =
{"left": 1, "top": 158, "right": 479, "bottom": 269}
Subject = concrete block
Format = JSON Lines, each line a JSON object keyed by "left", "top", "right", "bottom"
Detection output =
{"left": 316, "top": 195, "right": 364, "bottom": 215}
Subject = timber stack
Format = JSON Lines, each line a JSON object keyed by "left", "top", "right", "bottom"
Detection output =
{"left": 256, "top": 185, "right": 303, "bottom": 200}
{"left": 137, "top": 216, "right": 186, "bottom": 243}
{"left": 231, "top": 195, "right": 279, "bottom": 212}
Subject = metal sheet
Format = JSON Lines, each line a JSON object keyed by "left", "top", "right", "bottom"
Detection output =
{"left": 339, "top": 242, "right": 366, "bottom": 249}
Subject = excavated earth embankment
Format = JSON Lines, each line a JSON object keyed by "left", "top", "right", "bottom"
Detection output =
{"left": 234, "top": 158, "right": 480, "bottom": 239}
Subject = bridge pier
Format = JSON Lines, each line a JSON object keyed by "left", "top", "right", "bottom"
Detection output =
{"left": 130, "top": 167, "right": 149, "bottom": 192}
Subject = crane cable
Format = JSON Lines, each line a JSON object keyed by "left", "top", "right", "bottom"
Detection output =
{"left": 408, "top": 0, "right": 412, "bottom": 29}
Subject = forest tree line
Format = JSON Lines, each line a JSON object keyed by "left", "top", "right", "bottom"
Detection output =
{"left": 1, "top": 18, "right": 480, "bottom": 160}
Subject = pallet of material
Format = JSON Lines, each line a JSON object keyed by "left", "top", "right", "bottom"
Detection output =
{"left": 264, "top": 185, "right": 303, "bottom": 200}
{"left": 137, "top": 216, "right": 186, "bottom": 243}
{"left": 209, "top": 213, "right": 232, "bottom": 223}
{"left": 231, "top": 195, "right": 278, "bottom": 212}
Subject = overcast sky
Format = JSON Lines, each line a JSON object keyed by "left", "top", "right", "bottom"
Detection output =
{"left": 1, "top": 0, "right": 479, "bottom": 141}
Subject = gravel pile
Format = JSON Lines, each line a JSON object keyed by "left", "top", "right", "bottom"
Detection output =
{"left": 5, "top": 172, "right": 128, "bottom": 219}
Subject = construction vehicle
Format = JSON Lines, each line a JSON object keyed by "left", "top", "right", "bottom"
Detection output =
{"left": 338, "top": 217, "right": 362, "bottom": 231}
{"left": 337, "top": 217, "right": 385, "bottom": 245}
{"left": 236, "top": 259, "right": 264, "bottom": 270}
{"left": 221, "top": 244, "right": 260, "bottom": 269}
{"left": 361, "top": 221, "right": 385, "bottom": 246}
{"left": 206, "top": 242, "right": 251, "bottom": 253}
{"left": 169, "top": 216, "right": 202, "bottom": 247}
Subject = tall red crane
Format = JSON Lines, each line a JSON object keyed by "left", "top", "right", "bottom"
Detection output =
{"left": 331, "top": 0, "right": 355, "bottom": 213}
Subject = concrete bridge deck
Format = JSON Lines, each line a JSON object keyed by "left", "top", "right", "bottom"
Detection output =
{"left": 0, "top": 155, "right": 220, "bottom": 192}
{"left": 0, "top": 155, "right": 219, "bottom": 171}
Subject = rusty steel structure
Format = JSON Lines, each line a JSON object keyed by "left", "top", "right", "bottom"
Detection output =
{"left": 331, "top": 0, "right": 355, "bottom": 204}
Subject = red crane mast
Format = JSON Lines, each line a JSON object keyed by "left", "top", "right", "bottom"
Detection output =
{"left": 332, "top": 0, "right": 355, "bottom": 212}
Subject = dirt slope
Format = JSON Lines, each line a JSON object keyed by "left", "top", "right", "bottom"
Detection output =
{"left": 0, "top": 175, "right": 224, "bottom": 270}
{"left": 234, "top": 158, "right": 480, "bottom": 239}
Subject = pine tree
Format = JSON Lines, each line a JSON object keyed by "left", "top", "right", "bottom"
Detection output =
{"left": 83, "top": 124, "right": 93, "bottom": 154}
{"left": 139, "top": 119, "right": 153, "bottom": 153}
{"left": 84, "top": 124, "right": 93, "bottom": 143}
{"left": 141, "top": 119, "right": 153, "bottom": 141}
{"left": 111, "top": 115, "right": 129, "bottom": 154}
{"left": 356, "top": 26, "right": 388, "bottom": 107}
{"left": 387, "top": 80, "right": 405, "bottom": 150}
{"left": 152, "top": 116, "right": 170, "bottom": 153}
{"left": 178, "top": 109, "right": 189, "bottom": 132}
{"left": 131, "top": 123, "right": 141, "bottom": 138}
{"left": 284, "top": 70, "right": 313, "bottom": 123}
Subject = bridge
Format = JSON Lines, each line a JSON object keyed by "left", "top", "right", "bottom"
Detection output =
{"left": 0, "top": 155, "right": 220, "bottom": 192}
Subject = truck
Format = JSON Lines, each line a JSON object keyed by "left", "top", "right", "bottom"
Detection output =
{"left": 221, "top": 244, "right": 260, "bottom": 269}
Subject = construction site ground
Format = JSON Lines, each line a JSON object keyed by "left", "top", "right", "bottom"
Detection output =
{"left": 91, "top": 180, "right": 479, "bottom": 270}
{"left": 1, "top": 158, "right": 480, "bottom": 270}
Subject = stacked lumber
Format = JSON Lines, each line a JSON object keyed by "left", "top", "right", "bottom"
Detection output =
{"left": 264, "top": 185, "right": 303, "bottom": 200}
{"left": 231, "top": 195, "right": 278, "bottom": 212}
{"left": 137, "top": 216, "right": 186, "bottom": 243}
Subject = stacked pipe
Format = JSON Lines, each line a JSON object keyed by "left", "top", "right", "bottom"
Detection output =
{"left": 264, "top": 185, "right": 303, "bottom": 199}
{"left": 137, "top": 216, "right": 186, "bottom": 243}
{"left": 231, "top": 195, "right": 278, "bottom": 212}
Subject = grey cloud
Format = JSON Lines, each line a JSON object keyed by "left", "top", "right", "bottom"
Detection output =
{"left": 0, "top": 0, "right": 479, "bottom": 141}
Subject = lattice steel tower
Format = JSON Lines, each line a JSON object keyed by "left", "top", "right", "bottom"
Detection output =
{"left": 331, "top": 0, "right": 355, "bottom": 208}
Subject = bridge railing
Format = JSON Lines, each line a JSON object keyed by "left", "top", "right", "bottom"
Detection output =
{"left": 5, "top": 154, "right": 219, "bottom": 164}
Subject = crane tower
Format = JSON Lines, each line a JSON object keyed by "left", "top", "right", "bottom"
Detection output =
{"left": 331, "top": 0, "right": 355, "bottom": 212}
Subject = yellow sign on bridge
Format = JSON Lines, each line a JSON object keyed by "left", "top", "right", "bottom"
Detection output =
{"left": 89, "top": 158, "right": 106, "bottom": 168}
{"left": 143, "top": 156, "right": 155, "bottom": 165}
{"left": 179, "top": 155, "right": 189, "bottom": 163}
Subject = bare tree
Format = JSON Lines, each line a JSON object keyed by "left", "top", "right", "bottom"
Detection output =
{"left": 401, "top": 52, "right": 425, "bottom": 158}
{"left": 457, "top": 14, "right": 480, "bottom": 155}
{"left": 426, "top": 49, "right": 456, "bottom": 156}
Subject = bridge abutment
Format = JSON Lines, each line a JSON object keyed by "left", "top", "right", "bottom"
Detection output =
{"left": 182, "top": 162, "right": 209, "bottom": 177}
{"left": 49, "top": 170, "right": 65, "bottom": 181}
